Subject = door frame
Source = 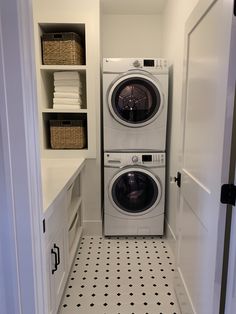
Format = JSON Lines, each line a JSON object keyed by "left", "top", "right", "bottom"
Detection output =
{"left": 222, "top": 10, "right": 236, "bottom": 312}
{"left": 176, "top": 0, "right": 236, "bottom": 313}
{"left": 0, "top": 0, "right": 46, "bottom": 313}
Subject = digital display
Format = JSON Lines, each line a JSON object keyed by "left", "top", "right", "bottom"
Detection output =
{"left": 142, "top": 155, "right": 152, "bottom": 162}
{"left": 144, "top": 59, "right": 155, "bottom": 67}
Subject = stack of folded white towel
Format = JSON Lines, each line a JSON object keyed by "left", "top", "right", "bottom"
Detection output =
{"left": 53, "top": 71, "right": 82, "bottom": 110}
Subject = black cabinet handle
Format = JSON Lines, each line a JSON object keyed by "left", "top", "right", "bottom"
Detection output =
{"left": 51, "top": 248, "right": 57, "bottom": 274}
{"left": 174, "top": 172, "right": 181, "bottom": 188}
{"left": 54, "top": 244, "right": 60, "bottom": 266}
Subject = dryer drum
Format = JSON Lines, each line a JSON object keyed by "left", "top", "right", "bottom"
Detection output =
{"left": 111, "top": 77, "right": 161, "bottom": 125}
{"left": 111, "top": 170, "right": 160, "bottom": 213}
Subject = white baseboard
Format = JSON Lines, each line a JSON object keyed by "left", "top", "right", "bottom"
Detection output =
{"left": 165, "top": 221, "right": 195, "bottom": 313}
{"left": 174, "top": 268, "right": 196, "bottom": 314}
{"left": 165, "top": 220, "right": 177, "bottom": 257}
{"left": 82, "top": 220, "right": 102, "bottom": 235}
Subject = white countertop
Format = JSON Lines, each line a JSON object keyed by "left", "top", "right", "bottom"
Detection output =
{"left": 41, "top": 158, "right": 85, "bottom": 212}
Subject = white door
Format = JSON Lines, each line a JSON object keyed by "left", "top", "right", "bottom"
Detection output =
{"left": 176, "top": 0, "right": 236, "bottom": 313}
{"left": 224, "top": 167, "right": 236, "bottom": 314}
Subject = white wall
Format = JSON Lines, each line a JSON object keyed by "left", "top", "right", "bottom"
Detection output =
{"left": 82, "top": 159, "right": 102, "bottom": 234}
{"left": 161, "top": 0, "right": 199, "bottom": 251}
{"left": 102, "top": 14, "right": 162, "bottom": 57}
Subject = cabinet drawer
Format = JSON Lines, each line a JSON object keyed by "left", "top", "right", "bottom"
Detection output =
{"left": 68, "top": 212, "right": 79, "bottom": 250}
{"left": 44, "top": 191, "right": 67, "bottom": 244}
{"left": 66, "top": 181, "right": 74, "bottom": 209}
{"left": 67, "top": 174, "right": 81, "bottom": 222}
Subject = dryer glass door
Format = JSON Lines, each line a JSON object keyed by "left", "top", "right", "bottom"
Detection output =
{"left": 110, "top": 77, "right": 161, "bottom": 127}
{"left": 111, "top": 169, "right": 160, "bottom": 214}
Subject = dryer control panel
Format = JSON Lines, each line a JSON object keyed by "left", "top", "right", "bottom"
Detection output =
{"left": 104, "top": 152, "right": 165, "bottom": 168}
{"left": 103, "top": 58, "right": 168, "bottom": 74}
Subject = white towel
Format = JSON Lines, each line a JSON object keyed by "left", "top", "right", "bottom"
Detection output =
{"left": 54, "top": 79, "right": 81, "bottom": 87}
{"left": 54, "top": 71, "right": 80, "bottom": 81}
{"left": 53, "top": 98, "right": 81, "bottom": 105}
{"left": 53, "top": 92, "right": 81, "bottom": 99}
{"left": 53, "top": 104, "right": 81, "bottom": 110}
{"left": 54, "top": 86, "right": 82, "bottom": 93}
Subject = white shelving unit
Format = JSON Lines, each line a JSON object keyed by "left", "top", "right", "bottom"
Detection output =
{"left": 34, "top": 22, "right": 96, "bottom": 158}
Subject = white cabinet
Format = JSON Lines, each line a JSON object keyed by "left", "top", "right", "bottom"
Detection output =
{"left": 41, "top": 161, "right": 84, "bottom": 314}
{"left": 44, "top": 190, "right": 68, "bottom": 314}
{"left": 45, "top": 230, "right": 68, "bottom": 314}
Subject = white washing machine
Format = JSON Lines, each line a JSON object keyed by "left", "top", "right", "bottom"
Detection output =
{"left": 104, "top": 151, "right": 165, "bottom": 236}
{"left": 103, "top": 58, "right": 168, "bottom": 151}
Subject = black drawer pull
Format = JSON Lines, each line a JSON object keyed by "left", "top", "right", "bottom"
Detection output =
{"left": 51, "top": 248, "right": 57, "bottom": 274}
{"left": 54, "top": 244, "right": 60, "bottom": 266}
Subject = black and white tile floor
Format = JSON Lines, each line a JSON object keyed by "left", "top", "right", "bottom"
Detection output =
{"left": 59, "top": 236, "right": 180, "bottom": 314}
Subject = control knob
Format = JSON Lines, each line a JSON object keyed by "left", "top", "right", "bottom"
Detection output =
{"left": 133, "top": 60, "right": 141, "bottom": 68}
{"left": 132, "top": 156, "right": 139, "bottom": 163}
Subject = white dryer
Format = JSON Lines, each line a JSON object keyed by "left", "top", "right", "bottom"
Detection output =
{"left": 104, "top": 151, "right": 165, "bottom": 236}
{"left": 103, "top": 58, "right": 168, "bottom": 151}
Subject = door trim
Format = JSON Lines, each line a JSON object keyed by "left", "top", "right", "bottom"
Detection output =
{"left": 0, "top": 0, "right": 46, "bottom": 313}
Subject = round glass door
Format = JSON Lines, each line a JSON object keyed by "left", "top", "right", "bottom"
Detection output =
{"left": 110, "top": 168, "right": 161, "bottom": 215}
{"left": 108, "top": 74, "right": 162, "bottom": 127}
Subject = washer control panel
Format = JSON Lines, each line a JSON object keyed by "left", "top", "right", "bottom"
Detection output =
{"left": 104, "top": 152, "right": 165, "bottom": 168}
{"left": 132, "top": 58, "right": 168, "bottom": 70}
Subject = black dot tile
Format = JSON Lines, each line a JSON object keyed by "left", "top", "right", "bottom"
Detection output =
{"left": 59, "top": 236, "right": 180, "bottom": 313}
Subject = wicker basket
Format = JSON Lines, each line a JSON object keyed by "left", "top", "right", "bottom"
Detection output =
{"left": 42, "top": 32, "right": 84, "bottom": 65}
{"left": 50, "top": 120, "right": 86, "bottom": 149}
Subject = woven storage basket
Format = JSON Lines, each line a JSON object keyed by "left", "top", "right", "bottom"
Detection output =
{"left": 42, "top": 32, "right": 84, "bottom": 65}
{"left": 50, "top": 120, "right": 86, "bottom": 149}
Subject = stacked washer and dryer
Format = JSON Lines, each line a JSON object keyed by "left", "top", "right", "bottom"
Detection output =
{"left": 102, "top": 58, "right": 168, "bottom": 236}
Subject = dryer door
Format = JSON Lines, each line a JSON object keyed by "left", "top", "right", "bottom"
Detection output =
{"left": 109, "top": 168, "right": 162, "bottom": 215}
{"left": 108, "top": 72, "right": 164, "bottom": 127}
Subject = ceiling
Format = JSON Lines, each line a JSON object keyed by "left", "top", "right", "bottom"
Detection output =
{"left": 101, "top": 0, "right": 167, "bottom": 15}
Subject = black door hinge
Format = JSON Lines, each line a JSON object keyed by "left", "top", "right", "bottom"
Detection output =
{"left": 174, "top": 172, "right": 181, "bottom": 188}
{"left": 43, "top": 219, "right": 46, "bottom": 233}
{"left": 221, "top": 184, "right": 236, "bottom": 206}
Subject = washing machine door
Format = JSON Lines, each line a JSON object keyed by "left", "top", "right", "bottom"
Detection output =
{"left": 109, "top": 167, "right": 162, "bottom": 215}
{"left": 107, "top": 71, "right": 164, "bottom": 127}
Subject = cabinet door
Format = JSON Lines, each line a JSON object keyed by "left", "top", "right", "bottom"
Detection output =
{"left": 46, "top": 242, "right": 55, "bottom": 314}
{"left": 47, "top": 227, "right": 68, "bottom": 314}
{"left": 52, "top": 227, "right": 68, "bottom": 312}
{"left": 44, "top": 190, "right": 69, "bottom": 314}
